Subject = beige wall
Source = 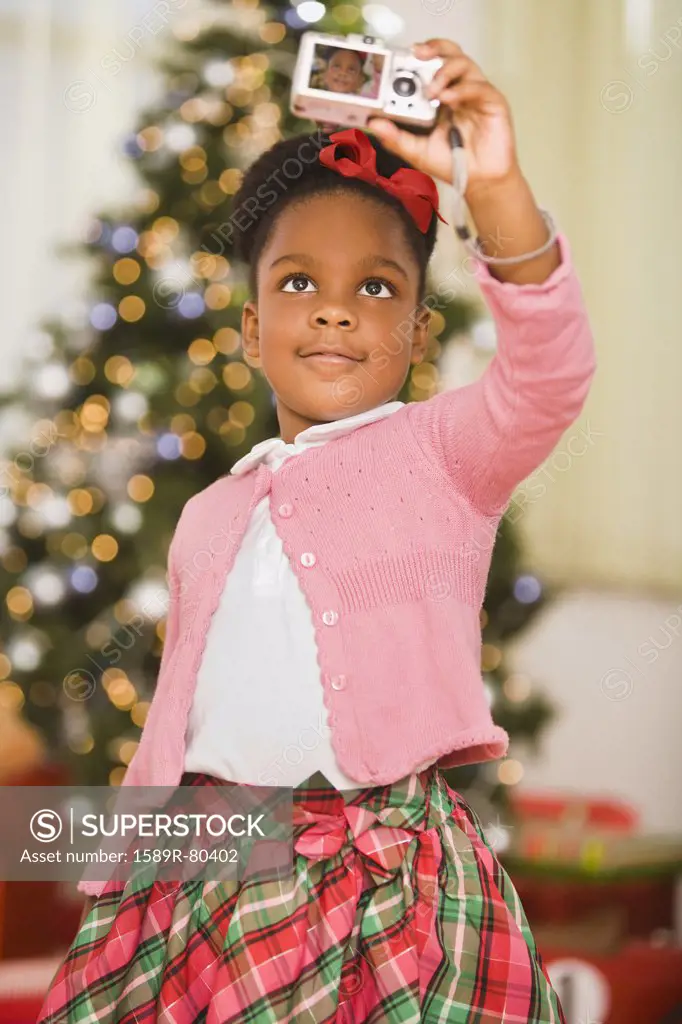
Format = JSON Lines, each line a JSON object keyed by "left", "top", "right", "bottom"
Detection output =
{"left": 474, "top": 0, "right": 682, "bottom": 595}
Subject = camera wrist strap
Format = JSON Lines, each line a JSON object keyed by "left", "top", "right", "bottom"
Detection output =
{"left": 448, "top": 125, "right": 558, "bottom": 266}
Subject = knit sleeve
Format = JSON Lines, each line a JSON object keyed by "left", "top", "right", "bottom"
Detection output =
{"left": 75, "top": 524, "right": 183, "bottom": 898}
{"left": 406, "top": 232, "right": 597, "bottom": 516}
{"left": 155, "top": 529, "right": 183, "bottom": 678}
{"left": 121, "top": 522, "right": 183, "bottom": 780}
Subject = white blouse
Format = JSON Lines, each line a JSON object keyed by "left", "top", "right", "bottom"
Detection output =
{"left": 183, "top": 399, "right": 438, "bottom": 789}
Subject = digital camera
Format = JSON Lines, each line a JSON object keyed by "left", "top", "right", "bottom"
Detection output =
{"left": 290, "top": 32, "right": 443, "bottom": 131}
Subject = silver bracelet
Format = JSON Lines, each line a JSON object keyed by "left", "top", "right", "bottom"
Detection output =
{"left": 449, "top": 126, "right": 559, "bottom": 266}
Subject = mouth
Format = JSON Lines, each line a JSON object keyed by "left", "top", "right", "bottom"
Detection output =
{"left": 301, "top": 343, "right": 363, "bottom": 365}
{"left": 302, "top": 353, "right": 360, "bottom": 366}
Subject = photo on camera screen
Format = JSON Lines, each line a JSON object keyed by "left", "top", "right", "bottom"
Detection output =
{"left": 309, "top": 45, "right": 384, "bottom": 100}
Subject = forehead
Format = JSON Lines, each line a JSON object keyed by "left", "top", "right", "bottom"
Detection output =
{"left": 330, "top": 49, "right": 362, "bottom": 66}
{"left": 263, "top": 192, "right": 418, "bottom": 269}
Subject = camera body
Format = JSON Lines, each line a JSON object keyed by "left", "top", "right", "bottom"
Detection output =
{"left": 290, "top": 32, "right": 443, "bottom": 131}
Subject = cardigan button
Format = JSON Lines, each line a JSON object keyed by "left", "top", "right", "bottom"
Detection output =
{"left": 300, "top": 551, "right": 316, "bottom": 568}
{"left": 278, "top": 503, "right": 293, "bottom": 518}
{"left": 322, "top": 609, "right": 338, "bottom": 626}
{"left": 330, "top": 674, "right": 347, "bottom": 691}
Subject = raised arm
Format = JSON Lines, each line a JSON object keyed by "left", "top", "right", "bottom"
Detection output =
{"left": 407, "top": 232, "right": 595, "bottom": 515}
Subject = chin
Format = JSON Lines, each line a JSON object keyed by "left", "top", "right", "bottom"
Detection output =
{"left": 302, "top": 401, "right": 366, "bottom": 424}
{"left": 310, "top": 406, "right": 358, "bottom": 422}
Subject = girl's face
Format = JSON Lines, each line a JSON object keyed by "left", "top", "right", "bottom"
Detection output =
{"left": 241, "top": 192, "right": 430, "bottom": 443}
{"left": 324, "top": 50, "right": 364, "bottom": 94}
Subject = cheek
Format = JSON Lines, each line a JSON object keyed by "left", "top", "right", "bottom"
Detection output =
{"left": 379, "top": 301, "right": 421, "bottom": 336}
{"left": 258, "top": 297, "right": 308, "bottom": 341}
{"left": 262, "top": 293, "right": 296, "bottom": 315}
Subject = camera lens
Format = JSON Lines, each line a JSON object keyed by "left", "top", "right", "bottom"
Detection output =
{"left": 392, "top": 74, "right": 417, "bottom": 97}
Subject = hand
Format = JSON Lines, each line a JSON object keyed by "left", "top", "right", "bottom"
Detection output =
{"left": 367, "top": 39, "right": 520, "bottom": 197}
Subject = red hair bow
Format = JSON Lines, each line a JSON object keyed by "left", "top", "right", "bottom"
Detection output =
{"left": 318, "top": 127, "right": 447, "bottom": 234}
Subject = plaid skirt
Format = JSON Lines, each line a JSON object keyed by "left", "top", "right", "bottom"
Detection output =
{"left": 37, "top": 766, "right": 565, "bottom": 1023}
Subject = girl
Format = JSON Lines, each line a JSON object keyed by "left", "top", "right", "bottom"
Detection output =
{"left": 321, "top": 47, "right": 382, "bottom": 99}
{"left": 38, "top": 36, "right": 594, "bottom": 1024}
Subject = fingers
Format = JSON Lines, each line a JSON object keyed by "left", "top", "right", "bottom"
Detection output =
{"left": 365, "top": 118, "right": 425, "bottom": 163}
{"left": 425, "top": 55, "right": 487, "bottom": 99}
{"left": 413, "top": 38, "right": 466, "bottom": 59}
{"left": 437, "top": 80, "right": 505, "bottom": 113}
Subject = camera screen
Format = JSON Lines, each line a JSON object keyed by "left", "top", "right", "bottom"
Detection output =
{"left": 308, "top": 45, "right": 385, "bottom": 100}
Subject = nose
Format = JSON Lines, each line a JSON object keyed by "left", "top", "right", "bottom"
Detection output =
{"left": 310, "top": 305, "right": 358, "bottom": 330}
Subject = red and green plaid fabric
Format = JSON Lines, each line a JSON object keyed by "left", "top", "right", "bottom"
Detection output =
{"left": 37, "top": 767, "right": 565, "bottom": 1023}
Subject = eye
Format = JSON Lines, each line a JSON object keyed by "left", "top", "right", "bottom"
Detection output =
{"left": 279, "top": 274, "right": 397, "bottom": 298}
{"left": 280, "top": 274, "right": 317, "bottom": 293}
{"left": 359, "top": 278, "right": 396, "bottom": 299}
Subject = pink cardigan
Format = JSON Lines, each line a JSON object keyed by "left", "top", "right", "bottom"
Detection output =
{"left": 78, "top": 234, "right": 596, "bottom": 896}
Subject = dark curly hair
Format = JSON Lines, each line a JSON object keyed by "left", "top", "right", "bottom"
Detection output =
{"left": 230, "top": 128, "right": 439, "bottom": 301}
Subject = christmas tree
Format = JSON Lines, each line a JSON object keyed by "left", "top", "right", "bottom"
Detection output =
{"left": 0, "top": 0, "right": 552, "bottom": 814}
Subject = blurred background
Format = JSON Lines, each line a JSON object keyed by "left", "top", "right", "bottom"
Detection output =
{"left": 0, "top": 0, "right": 681, "bottom": 1021}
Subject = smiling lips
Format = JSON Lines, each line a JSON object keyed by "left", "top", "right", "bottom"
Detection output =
{"left": 304, "top": 353, "right": 358, "bottom": 366}
{"left": 301, "top": 352, "right": 362, "bottom": 377}
{"left": 301, "top": 346, "right": 362, "bottom": 368}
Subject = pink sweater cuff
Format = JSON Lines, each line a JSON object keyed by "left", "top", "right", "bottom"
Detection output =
{"left": 472, "top": 230, "right": 573, "bottom": 298}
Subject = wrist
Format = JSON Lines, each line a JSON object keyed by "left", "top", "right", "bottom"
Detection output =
{"left": 464, "top": 165, "right": 526, "bottom": 208}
